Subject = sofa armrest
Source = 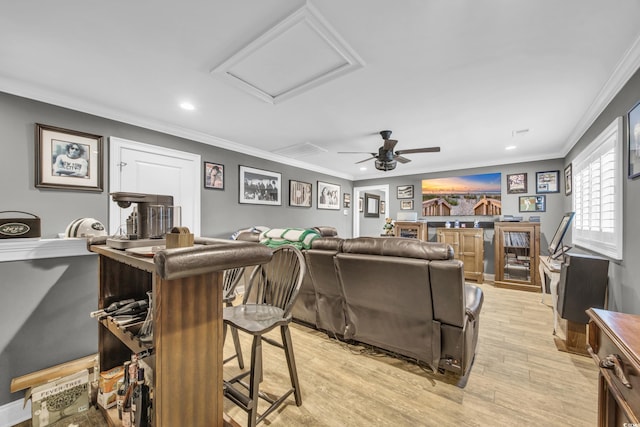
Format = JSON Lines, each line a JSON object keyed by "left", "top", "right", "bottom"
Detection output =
{"left": 464, "top": 284, "right": 484, "bottom": 321}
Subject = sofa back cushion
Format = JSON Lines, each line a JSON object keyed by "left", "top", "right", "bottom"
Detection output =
{"left": 429, "top": 259, "right": 466, "bottom": 327}
{"left": 304, "top": 245, "right": 348, "bottom": 335}
{"left": 341, "top": 237, "right": 453, "bottom": 260}
{"left": 334, "top": 252, "right": 440, "bottom": 366}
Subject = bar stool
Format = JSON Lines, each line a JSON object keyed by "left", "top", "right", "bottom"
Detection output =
{"left": 222, "top": 245, "right": 305, "bottom": 427}
{"left": 222, "top": 267, "right": 246, "bottom": 369}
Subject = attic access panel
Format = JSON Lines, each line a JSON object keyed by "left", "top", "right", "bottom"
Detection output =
{"left": 211, "top": 4, "right": 364, "bottom": 104}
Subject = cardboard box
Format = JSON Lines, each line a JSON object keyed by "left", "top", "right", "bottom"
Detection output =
{"left": 97, "top": 366, "right": 124, "bottom": 409}
{"left": 29, "top": 370, "right": 89, "bottom": 427}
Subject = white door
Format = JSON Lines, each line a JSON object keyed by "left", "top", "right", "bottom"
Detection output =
{"left": 109, "top": 137, "right": 201, "bottom": 236}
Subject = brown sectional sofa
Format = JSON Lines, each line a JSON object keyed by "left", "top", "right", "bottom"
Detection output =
{"left": 295, "top": 236, "right": 484, "bottom": 383}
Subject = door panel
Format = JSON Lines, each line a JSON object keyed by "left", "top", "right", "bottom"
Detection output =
{"left": 109, "top": 137, "right": 201, "bottom": 236}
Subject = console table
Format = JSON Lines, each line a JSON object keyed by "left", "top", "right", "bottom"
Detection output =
{"left": 587, "top": 308, "right": 640, "bottom": 426}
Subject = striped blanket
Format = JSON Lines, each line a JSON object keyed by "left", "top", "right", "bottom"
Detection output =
{"left": 259, "top": 228, "right": 320, "bottom": 250}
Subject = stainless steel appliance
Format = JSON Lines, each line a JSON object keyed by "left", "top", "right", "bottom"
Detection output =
{"left": 107, "top": 192, "right": 174, "bottom": 249}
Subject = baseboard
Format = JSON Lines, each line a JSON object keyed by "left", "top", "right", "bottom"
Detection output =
{"left": 0, "top": 399, "right": 31, "bottom": 427}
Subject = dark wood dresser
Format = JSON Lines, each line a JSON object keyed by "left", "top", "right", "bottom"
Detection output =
{"left": 586, "top": 308, "right": 640, "bottom": 426}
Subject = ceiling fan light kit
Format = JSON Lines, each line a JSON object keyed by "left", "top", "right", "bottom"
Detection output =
{"left": 339, "top": 130, "right": 441, "bottom": 172}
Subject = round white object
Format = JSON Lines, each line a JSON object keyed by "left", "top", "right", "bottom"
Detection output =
{"left": 65, "top": 218, "right": 107, "bottom": 238}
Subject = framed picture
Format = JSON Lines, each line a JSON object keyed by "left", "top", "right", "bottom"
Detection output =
{"left": 364, "top": 193, "right": 380, "bottom": 217}
{"left": 506, "top": 173, "right": 527, "bottom": 194}
{"left": 381, "top": 201, "right": 386, "bottom": 214}
{"left": 35, "top": 123, "right": 103, "bottom": 191}
{"left": 400, "top": 200, "right": 414, "bottom": 210}
{"left": 317, "top": 181, "right": 340, "bottom": 210}
{"left": 564, "top": 164, "right": 572, "bottom": 195}
{"left": 359, "top": 197, "right": 363, "bottom": 212}
{"left": 628, "top": 100, "right": 640, "bottom": 179}
{"left": 519, "top": 195, "right": 546, "bottom": 212}
{"left": 536, "top": 170, "right": 560, "bottom": 194}
{"left": 239, "top": 165, "right": 281, "bottom": 205}
{"left": 397, "top": 185, "right": 414, "bottom": 199}
{"left": 343, "top": 193, "right": 351, "bottom": 208}
{"left": 289, "top": 180, "right": 312, "bottom": 207}
{"left": 204, "top": 161, "right": 224, "bottom": 190}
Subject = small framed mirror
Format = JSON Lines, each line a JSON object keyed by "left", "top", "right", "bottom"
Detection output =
{"left": 364, "top": 193, "right": 380, "bottom": 218}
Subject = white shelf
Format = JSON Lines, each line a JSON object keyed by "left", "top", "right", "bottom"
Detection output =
{"left": 0, "top": 238, "right": 95, "bottom": 262}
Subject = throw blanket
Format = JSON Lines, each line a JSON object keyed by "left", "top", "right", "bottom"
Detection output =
{"left": 259, "top": 228, "right": 320, "bottom": 250}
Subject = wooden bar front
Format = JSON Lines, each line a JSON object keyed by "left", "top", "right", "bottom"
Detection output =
{"left": 91, "top": 241, "right": 272, "bottom": 427}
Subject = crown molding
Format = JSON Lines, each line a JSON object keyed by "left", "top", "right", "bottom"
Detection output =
{"left": 563, "top": 33, "right": 640, "bottom": 155}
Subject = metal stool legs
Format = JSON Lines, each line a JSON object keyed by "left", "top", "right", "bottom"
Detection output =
{"left": 223, "top": 321, "right": 245, "bottom": 369}
{"left": 224, "top": 324, "right": 302, "bottom": 427}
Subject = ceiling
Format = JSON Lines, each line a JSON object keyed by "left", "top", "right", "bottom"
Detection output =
{"left": 2, "top": 1, "right": 640, "bottom": 180}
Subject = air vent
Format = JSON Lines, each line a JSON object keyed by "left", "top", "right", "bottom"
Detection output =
{"left": 272, "top": 142, "right": 328, "bottom": 158}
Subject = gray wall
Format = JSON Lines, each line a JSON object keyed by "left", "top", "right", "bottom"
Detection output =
{"left": 0, "top": 91, "right": 352, "bottom": 406}
{"left": 355, "top": 159, "right": 565, "bottom": 275}
{"left": 564, "top": 67, "right": 640, "bottom": 314}
{"left": 2, "top": 62, "right": 640, "bottom": 408}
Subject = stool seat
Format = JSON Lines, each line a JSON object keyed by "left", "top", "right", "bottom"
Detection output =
{"left": 223, "top": 305, "right": 290, "bottom": 334}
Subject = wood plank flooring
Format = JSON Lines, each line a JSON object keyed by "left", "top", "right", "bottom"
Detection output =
{"left": 13, "top": 283, "right": 598, "bottom": 427}
{"left": 223, "top": 283, "right": 598, "bottom": 426}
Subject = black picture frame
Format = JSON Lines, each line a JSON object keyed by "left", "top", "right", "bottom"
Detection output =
{"left": 536, "top": 170, "right": 560, "bottom": 194}
{"left": 343, "top": 193, "right": 351, "bottom": 208}
{"left": 519, "top": 195, "right": 546, "bottom": 212}
{"left": 364, "top": 193, "right": 380, "bottom": 217}
{"left": 204, "top": 161, "right": 224, "bottom": 190}
{"left": 628, "top": 100, "right": 640, "bottom": 179}
{"left": 35, "top": 123, "right": 103, "bottom": 192}
{"left": 397, "top": 185, "right": 414, "bottom": 199}
{"left": 289, "top": 180, "right": 312, "bottom": 207}
{"left": 506, "top": 173, "right": 527, "bottom": 194}
{"left": 239, "top": 165, "right": 282, "bottom": 205}
{"left": 317, "top": 181, "right": 340, "bottom": 210}
{"left": 564, "top": 164, "right": 572, "bottom": 196}
{"left": 358, "top": 197, "right": 363, "bottom": 212}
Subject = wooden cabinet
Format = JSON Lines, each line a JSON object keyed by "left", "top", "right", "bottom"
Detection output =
{"left": 587, "top": 308, "right": 640, "bottom": 426}
{"left": 394, "top": 221, "right": 428, "bottom": 240}
{"left": 494, "top": 221, "right": 540, "bottom": 291}
{"left": 436, "top": 227, "right": 484, "bottom": 283}
{"left": 90, "top": 242, "right": 270, "bottom": 427}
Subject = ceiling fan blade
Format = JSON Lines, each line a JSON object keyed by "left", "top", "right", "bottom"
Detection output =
{"left": 338, "top": 151, "right": 377, "bottom": 155}
{"left": 383, "top": 139, "right": 398, "bottom": 151}
{"left": 394, "top": 155, "right": 412, "bottom": 164}
{"left": 355, "top": 156, "right": 376, "bottom": 164}
{"left": 395, "top": 147, "right": 440, "bottom": 155}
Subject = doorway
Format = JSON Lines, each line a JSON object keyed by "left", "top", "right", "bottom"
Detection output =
{"left": 352, "top": 184, "right": 389, "bottom": 237}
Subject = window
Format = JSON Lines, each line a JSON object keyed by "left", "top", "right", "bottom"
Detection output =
{"left": 572, "top": 117, "right": 623, "bottom": 260}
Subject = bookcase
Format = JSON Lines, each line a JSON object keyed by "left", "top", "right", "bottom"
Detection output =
{"left": 436, "top": 227, "right": 484, "bottom": 283}
{"left": 494, "top": 222, "right": 540, "bottom": 291}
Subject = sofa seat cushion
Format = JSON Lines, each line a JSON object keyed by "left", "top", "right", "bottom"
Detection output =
{"left": 342, "top": 237, "right": 453, "bottom": 260}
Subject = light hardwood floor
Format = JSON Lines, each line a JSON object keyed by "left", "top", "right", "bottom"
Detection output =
{"left": 223, "top": 283, "right": 598, "bottom": 427}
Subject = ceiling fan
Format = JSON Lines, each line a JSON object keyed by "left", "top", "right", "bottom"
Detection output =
{"left": 339, "top": 130, "right": 440, "bottom": 171}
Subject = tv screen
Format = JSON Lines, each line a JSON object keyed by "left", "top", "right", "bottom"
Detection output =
{"left": 548, "top": 212, "right": 575, "bottom": 255}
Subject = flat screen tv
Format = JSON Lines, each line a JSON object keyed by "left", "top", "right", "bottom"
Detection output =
{"left": 548, "top": 212, "right": 575, "bottom": 257}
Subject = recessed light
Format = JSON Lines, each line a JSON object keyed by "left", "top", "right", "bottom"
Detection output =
{"left": 505, "top": 145, "right": 516, "bottom": 150}
{"left": 179, "top": 102, "right": 195, "bottom": 111}
{"left": 360, "top": 166, "right": 367, "bottom": 171}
